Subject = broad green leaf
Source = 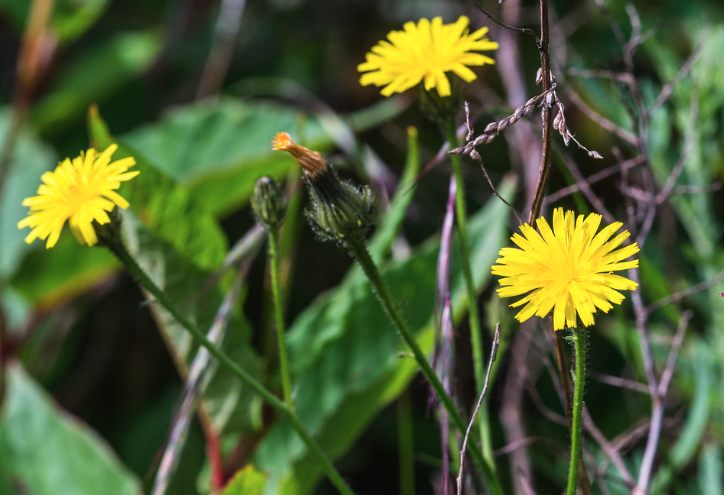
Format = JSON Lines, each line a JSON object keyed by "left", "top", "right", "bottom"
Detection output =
{"left": 119, "top": 212, "right": 262, "bottom": 437}
{"left": 9, "top": 236, "right": 116, "bottom": 309}
{"left": 0, "top": 362, "right": 141, "bottom": 495}
{"left": 31, "top": 31, "right": 162, "bottom": 135}
{"left": 88, "top": 106, "right": 228, "bottom": 271}
{"left": 0, "top": 0, "right": 110, "bottom": 42}
{"left": 120, "top": 98, "right": 328, "bottom": 216}
{"left": 220, "top": 465, "right": 267, "bottom": 495}
{"left": 0, "top": 108, "right": 56, "bottom": 281}
{"left": 89, "top": 108, "right": 258, "bottom": 436}
{"left": 254, "top": 179, "right": 515, "bottom": 494}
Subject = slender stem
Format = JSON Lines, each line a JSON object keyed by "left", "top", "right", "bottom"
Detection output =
{"left": 104, "top": 237, "right": 354, "bottom": 495}
{"left": 445, "top": 118, "right": 493, "bottom": 466}
{"left": 268, "top": 227, "right": 293, "bottom": 408}
{"left": 566, "top": 327, "right": 587, "bottom": 495}
{"left": 346, "top": 237, "right": 503, "bottom": 495}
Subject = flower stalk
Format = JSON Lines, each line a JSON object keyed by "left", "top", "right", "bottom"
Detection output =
{"left": 275, "top": 132, "right": 501, "bottom": 494}
{"left": 100, "top": 233, "right": 354, "bottom": 495}
{"left": 251, "top": 176, "right": 293, "bottom": 408}
{"left": 346, "top": 237, "right": 502, "bottom": 495}
{"left": 566, "top": 327, "right": 587, "bottom": 495}
{"left": 445, "top": 117, "right": 493, "bottom": 464}
{"left": 268, "top": 226, "right": 293, "bottom": 408}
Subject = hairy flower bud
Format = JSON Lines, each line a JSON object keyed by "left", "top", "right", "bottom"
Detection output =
{"left": 272, "top": 132, "right": 375, "bottom": 246}
{"left": 251, "top": 176, "right": 286, "bottom": 229}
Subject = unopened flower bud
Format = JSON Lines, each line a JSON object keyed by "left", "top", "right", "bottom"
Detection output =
{"left": 272, "top": 132, "right": 375, "bottom": 246}
{"left": 251, "top": 176, "right": 286, "bottom": 229}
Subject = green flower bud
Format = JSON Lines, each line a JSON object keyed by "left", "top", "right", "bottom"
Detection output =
{"left": 251, "top": 176, "right": 286, "bottom": 229}
{"left": 272, "top": 132, "right": 375, "bottom": 246}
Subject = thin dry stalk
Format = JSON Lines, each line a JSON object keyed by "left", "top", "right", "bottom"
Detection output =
{"left": 456, "top": 325, "right": 500, "bottom": 495}
{"left": 544, "top": 156, "right": 645, "bottom": 205}
{"left": 582, "top": 408, "right": 635, "bottom": 488}
{"left": 646, "top": 268, "right": 724, "bottom": 315}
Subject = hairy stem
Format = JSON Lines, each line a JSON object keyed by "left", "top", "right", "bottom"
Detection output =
{"left": 346, "top": 237, "right": 503, "bottom": 495}
{"left": 566, "top": 328, "right": 586, "bottom": 495}
{"left": 104, "top": 237, "right": 354, "bottom": 495}
{"left": 268, "top": 227, "right": 293, "bottom": 408}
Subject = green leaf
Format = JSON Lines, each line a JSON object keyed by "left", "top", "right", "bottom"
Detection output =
{"left": 0, "top": 362, "right": 141, "bottom": 494}
{"left": 119, "top": 212, "right": 262, "bottom": 438}
{"left": 220, "top": 465, "right": 267, "bottom": 495}
{"left": 31, "top": 31, "right": 162, "bottom": 135}
{"left": 120, "top": 98, "right": 328, "bottom": 216}
{"left": 367, "top": 126, "right": 421, "bottom": 261}
{"left": 88, "top": 106, "right": 228, "bottom": 271}
{"left": 254, "top": 178, "right": 515, "bottom": 494}
{"left": 9, "top": 236, "right": 116, "bottom": 309}
{"left": 698, "top": 444, "right": 723, "bottom": 495}
{"left": 0, "top": 108, "right": 56, "bottom": 281}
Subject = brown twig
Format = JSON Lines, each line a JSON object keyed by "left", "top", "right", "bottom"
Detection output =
{"left": 470, "top": 0, "right": 540, "bottom": 41}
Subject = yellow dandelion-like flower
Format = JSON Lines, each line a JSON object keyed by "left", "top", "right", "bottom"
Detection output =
{"left": 358, "top": 16, "right": 498, "bottom": 97}
{"left": 17, "top": 144, "right": 139, "bottom": 249}
{"left": 492, "top": 208, "right": 640, "bottom": 330}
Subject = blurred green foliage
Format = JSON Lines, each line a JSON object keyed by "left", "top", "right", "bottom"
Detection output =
{"left": 1, "top": 0, "right": 724, "bottom": 494}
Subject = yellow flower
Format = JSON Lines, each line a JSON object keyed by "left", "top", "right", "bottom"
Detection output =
{"left": 492, "top": 208, "right": 640, "bottom": 330}
{"left": 18, "top": 144, "right": 139, "bottom": 248}
{"left": 358, "top": 16, "right": 498, "bottom": 97}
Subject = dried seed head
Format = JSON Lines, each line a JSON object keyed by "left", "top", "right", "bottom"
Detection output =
{"left": 272, "top": 132, "right": 327, "bottom": 178}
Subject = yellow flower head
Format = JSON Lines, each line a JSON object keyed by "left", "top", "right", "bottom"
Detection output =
{"left": 17, "top": 144, "right": 139, "bottom": 248}
{"left": 492, "top": 208, "right": 640, "bottom": 330}
{"left": 358, "top": 16, "right": 498, "bottom": 97}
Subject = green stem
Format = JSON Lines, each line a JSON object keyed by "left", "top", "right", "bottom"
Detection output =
{"left": 566, "top": 327, "right": 586, "bottom": 495}
{"left": 445, "top": 118, "right": 493, "bottom": 465}
{"left": 268, "top": 227, "right": 293, "bottom": 408}
{"left": 104, "top": 237, "right": 354, "bottom": 495}
{"left": 346, "top": 238, "right": 502, "bottom": 495}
